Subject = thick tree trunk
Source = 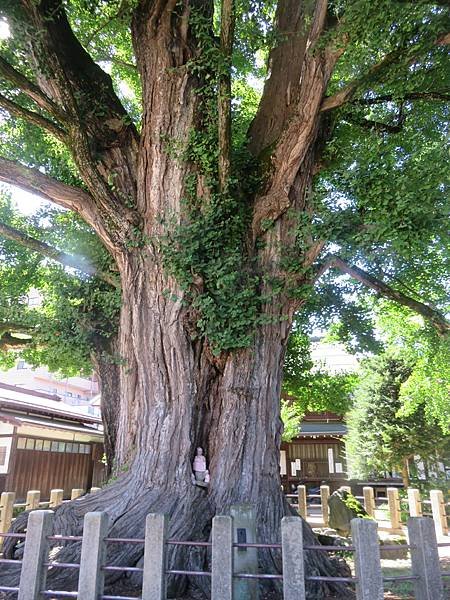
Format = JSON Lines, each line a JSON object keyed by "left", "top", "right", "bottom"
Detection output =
{"left": 91, "top": 335, "right": 121, "bottom": 477}
{"left": 2, "top": 257, "right": 352, "bottom": 598}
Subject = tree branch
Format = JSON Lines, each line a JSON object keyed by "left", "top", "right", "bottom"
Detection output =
{"left": 0, "top": 56, "right": 66, "bottom": 122}
{"left": 0, "top": 93, "right": 67, "bottom": 140}
{"left": 321, "top": 33, "right": 450, "bottom": 112}
{"left": 0, "top": 220, "right": 118, "bottom": 287}
{"left": 346, "top": 114, "right": 404, "bottom": 134}
{"left": 218, "top": 0, "right": 235, "bottom": 192}
{"left": 0, "top": 157, "right": 90, "bottom": 212}
{"left": 316, "top": 255, "right": 450, "bottom": 335}
{"left": 0, "top": 157, "right": 114, "bottom": 246}
{"left": 352, "top": 91, "right": 450, "bottom": 106}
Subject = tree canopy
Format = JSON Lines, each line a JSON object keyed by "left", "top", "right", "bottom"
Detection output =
{"left": 0, "top": 1, "right": 449, "bottom": 595}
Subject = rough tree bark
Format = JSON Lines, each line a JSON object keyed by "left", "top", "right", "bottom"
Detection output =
{"left": 1, "top": 0, "right": 446, "bottom": 598}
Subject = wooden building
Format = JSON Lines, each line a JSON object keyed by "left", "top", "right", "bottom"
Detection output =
{"left": 280, "top": 412, "right": 348, "bottom": 492}
{"left": 0, "top": 382, "right": 105, "bottom": 499}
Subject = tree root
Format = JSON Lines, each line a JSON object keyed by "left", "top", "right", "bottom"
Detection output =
{"left": 0, "top": 477, "right": 354, "bottom": 599}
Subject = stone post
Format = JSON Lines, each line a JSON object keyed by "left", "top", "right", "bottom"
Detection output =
{"left": 90, "top": 487, "right": 101, "bottom": 493}
{"left": 297, "top": 485, "right": 307, "bottom": 519}
{"left": 407, "top": 488, "right": 422, "bottom": 517}
{"left": 71, "top": 488, "right": 84, "bottom": 500}
{"left": 0, "top": 492, "right": 15, "bottom": 547}
{"left": 25, "top": 491, "right": 41, "bottom": 511}
{"left": 387, "top": 488, "right": 402, "bottom": 532}
{"left": 49, "top": 489, "right": 63, "bottom": 508}
{"left": 142, "top": 513, "right": 168, "bottom": 600}
{"left": 351, "top": 518, "right": 383, "bottom": 600}
{"left": 211, "top": 515, "right": 233, "bottom": 600}
{"left": 78, "top": 512, "right": 109, "bottom": 599}
{"left": 408, "top": 517, "right": 444, "bottom": 600}
{"left": 363, "top": 487, "right": 375, "bottom": 518}
{"left": 230, "top": 504, "right": 259, "bottom": 600}
{"left": 281, "top": 517, "right": 306, "bottom": 600}
{"left": 430, "top": 489, "right": 448, "bottom": 538}
{"left": 320, "top": 485, "right": 330, "bottom": 527}
{"left": 18, "top": 510, "right": 53, "bottom": 600}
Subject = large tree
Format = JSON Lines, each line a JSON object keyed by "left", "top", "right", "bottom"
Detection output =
{"left": 0, "top": 0, "right": 449, "bottom": 596}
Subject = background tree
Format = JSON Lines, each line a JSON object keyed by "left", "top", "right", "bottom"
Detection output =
{"left": 0, "top": 192, "right": 121, "bottom": 471}
{"left": 0, "top": 0, "right": 448, "bottom": 596}
{"left": 346, "top": 353, "right": 449, "bottom": 487}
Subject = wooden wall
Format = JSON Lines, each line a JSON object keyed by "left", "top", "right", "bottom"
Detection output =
{"left": 6, "top": 435, "right": 106, "bottom": 499}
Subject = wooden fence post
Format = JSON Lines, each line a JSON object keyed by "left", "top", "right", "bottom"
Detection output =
{"left": 387, "top": 488, "right": 402, "bottom": 532}
{"left": 407, "top": 488, "right": 422, "bottom": 517}
{"left": 25, "top": 491, "right": 41, "bottom": 511}
{"left": 320, "top": 485, "right": 330, "bottom": 526}
{"left": 49, "top": 489, "right": 63, "bottom": 508}
{"left": 211, "top": 515, "right": 233, "bottom": 600}
{"left": 71, "top": 488, "right": 84, "bottom": 500}
{"left": 363, "top": 487, "right": 375, "bottom": 518}
{"left": 282, "top": 516, "right": 306, "bottom": 600}
{"left": 297, "top": 485, "right": 307, "bottom": 519}
{"left": 430, "top": 489, "right": 448, "bottom": 538}
{"left": 78, "top": 512, "right": 109, "bottom": 600}
{"left": 0, "top": 492, "right": 15, "bottom": 546}
{"left": 408, "top": 517, "right": 444, "bottom": 600}
{"left": 351, "top": 518, "right": 383, "bottom": 600}
{"left": 18, "top": 510, "right": 53, "bottom": 600}
{"left": 142, "top": 513, "right": 168, "bottom": 600}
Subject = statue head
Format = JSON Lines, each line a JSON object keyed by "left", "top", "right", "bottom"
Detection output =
{"left": 196, "top": 447, "right": 203, "bottom": 456}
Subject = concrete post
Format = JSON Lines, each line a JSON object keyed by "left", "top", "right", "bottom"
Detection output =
{"left": 78, "top": 512, "right": 109, "bottom": 600}
{"left": 320, "top": 485, "right": 330, "bottom": 526}
{"left": 211, "top": 515, "right": 233, "bottom": 600}
{"left": 142, "top": 513, "right": 168, "bottom": 600}
{"left": 281, "top": 517, "right": 305, "bottom": 600}
{"left": 297, "top": 485, "right": 307, "bottom": 519}
{"left": 71, "top": 488, "right": 84, "bottom": 500}
{"left": 387, "top": 488, "right": 402, "bottom": 532}
{"left": 25, "top": 491, "right": 41, "bottom": 511}
{"left": 408, "top": 517, "right": 444, "bottom": 600}
{"left": 0, "top": 492, "right": 16, "bottom": 547}
{"left": 230, "top": 504, "right": 259, "bottom": 600}
{"left": 351, "top": 518, "right": 383, "bottom": 600}
{"left": 49, "top": 489, "right": 63, "bottom": 508}
{"left": 90, "top": 487, "right": 101, "bottom": 493}
{"left": 407, "top": 488, "right": 422, "bottom": 517}
{"left": 18, "top": 510, "right": 53, "bottom": 600}
{"left": 363, "top": 487, "right": 375, "bottom": 518}
{"left": 430, "top": 489, "right": 448, "bottom": 538}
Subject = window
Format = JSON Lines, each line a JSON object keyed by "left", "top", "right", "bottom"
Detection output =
{"left": 42, "top": 440, "right": 51, "bottom": 451}
{"left": 51, "top": 441, "right": 59, "bottom": 452}
{"left": 35, "top": 439, "right": 43, "bottom": 451}
{"left": 17, "top": 438, "right": 26, "bottom": 449}
{"left": 25, "top": 438, "right": 35, "bottom": 450}
{"left": 0, "top": 447, "right": 7, "bottom": 466}
{"left": 58, "top": 442, "right": 66, "bottom": 452}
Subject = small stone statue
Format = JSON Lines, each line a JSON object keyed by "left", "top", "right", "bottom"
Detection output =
{"left": 192, "top": 447, "right": 209, "bottom": 487}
